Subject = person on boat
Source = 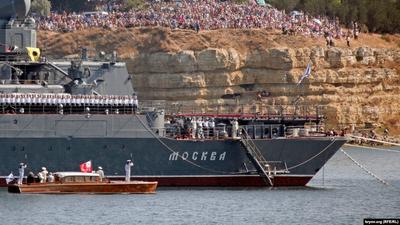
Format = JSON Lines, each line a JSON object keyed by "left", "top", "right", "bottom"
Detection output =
{"left": 47, "top": 172, "right": 55, "bottom": 182}
{"left": 27, "top": 172, "right": 35, "bottom": 184}
{"left": 38, "top": 167, "right": 48, "bottom": 183}
{"left": 96, "top": 166, "right": 105, "bottom": 181}
{"left": 18, "top": 163, "right": 27, "bottom": 185}
{"left": 125, "top": 160, "right": 134, "bottom": 182}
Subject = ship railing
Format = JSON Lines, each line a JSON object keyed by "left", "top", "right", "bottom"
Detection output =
{"left": 285, "top": 125, "right": 327, "bottom": 137}
{"left": 0, "top": 103, "right": 137, "bottom": 115}
{"left": 163, "top": 123, "right": 328, "bottom": 140}
{"left": 240, "top": 124, "right": 327, "bottom": 139}
{"left": 139, "top": 100, "right": 326, "bottom": 121}
{"left": 260, "top": 161, "right": 290, "bottom": 175}
{"left": 0, "top": 79, "right": 64, "bottom": 85}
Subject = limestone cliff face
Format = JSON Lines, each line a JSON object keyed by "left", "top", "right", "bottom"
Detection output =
{"left": 128, "top": 46, "right": 400, "bottom": 128}
{"left": 37, "top": 29, "right": 400, "bottom": 130}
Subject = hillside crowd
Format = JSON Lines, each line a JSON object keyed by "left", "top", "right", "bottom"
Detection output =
{"left": 36, "top": 0, "right": 351, "bottom": 39}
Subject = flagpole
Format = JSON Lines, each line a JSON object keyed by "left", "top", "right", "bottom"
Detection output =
{"left": 292, "top": 61, "right": 312, "bottom": 103}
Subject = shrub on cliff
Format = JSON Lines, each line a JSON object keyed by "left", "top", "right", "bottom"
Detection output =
{"left": 121, "top": 0, "right": 148, "bottom": 11}
{"left": 31, "top": 0, "right": 52, "bottom": 16}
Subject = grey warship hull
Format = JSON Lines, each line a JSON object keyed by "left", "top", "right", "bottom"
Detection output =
{"left": 0, "top": 0, "right": 347, "bottom": 187}
{"left": 0, "top": 114, "right": 346, "bottom": 187}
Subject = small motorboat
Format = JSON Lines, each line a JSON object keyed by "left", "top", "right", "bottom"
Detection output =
{"left": 8, "top": 172, "right": 157, "bottom": 194}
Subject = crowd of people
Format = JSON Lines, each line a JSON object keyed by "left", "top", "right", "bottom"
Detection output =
{"left": 36, "top": 0, "right": 354, "bottom": 39}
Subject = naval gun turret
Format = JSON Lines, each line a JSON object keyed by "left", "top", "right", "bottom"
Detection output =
{"left": 0, "top": 0, "right": 36, "bottom": 53}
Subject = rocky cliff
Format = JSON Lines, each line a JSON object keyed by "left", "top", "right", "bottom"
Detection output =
{"left": 38, "top": 28, "right": 400, "bottom": 132}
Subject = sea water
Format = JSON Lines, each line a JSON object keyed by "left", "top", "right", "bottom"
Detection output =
{"left": 0, "top": 146, "right": 399, "bottom": 225}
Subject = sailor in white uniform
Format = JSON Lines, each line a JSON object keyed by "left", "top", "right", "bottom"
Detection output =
{"left": 39, "top": 167, "right": 48, "bottom": 183}
{"left": 15, "top": 94, "right": 21, "bottom": 105}
{"left": 77, "top": 95, "right": 82, "bottom": 106}
{"left": 52, "top": 95, "right": 57, "bottom": 106}
{"left": 89, "top": 95, "right": 95, "bottom": 106}
{"left": 203, "top": 118, "right": 209, "bottom": 138}
{"left": 46, "top": 95, "right": 51, "bottom": 105}
{"left": 18, "top": 163, "right": 27, "bottom": 185}
{"left": 104, "top": 96, "right": 109, "bottom": 107}
{"left": 86, "top": 95, "right": 91, "bottom": 106}
{"left": 95, "top": 96, "right": 100, "bottom": 107}
{"left": 96, "top": 166, "right": 105, "bottom": 181}
{"left": 0, "top": 94, "right": 5, "bottom": 106}
{"left": 133, "top": 95, "right": 138, "bottom": 113}
{"left": 11, "top": 94, "right": 16, "bottom": 106}
{"left": 111, "top": 96, "right": 116, "bottom": 107}
{"left": 232, "top": 119, "right": 239, "bottom": 139}
{"left": 32, "top": 94, "right": 37, "bottom": 105}
{"left": 191, "top": 117, "right": 197, "bottom": 139}
{"left": 71, "top": 96, "right": 76, "bottom": 106}
{"left": 125, "top": 160, "right": 134, "bottom": 182}
{"left": 21, "top": 95, "right": 26, "bottom": 106}
{"left": 62, "top": 95, "right": 67, "bottom": 106}
{"left": 38, "top": 94, "right": 43, "bottom": 105}
{"left": 66, "top": 95, "right": 71, "bottom": 106}
{"left": 197, "top": 118, "right": 204, "bottom": 139}
{"left": 26, "top": 94, "right": 31, "bottom": 105}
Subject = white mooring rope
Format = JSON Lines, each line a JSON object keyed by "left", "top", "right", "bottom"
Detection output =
{"left": 340, "top": 148, "right": 389, "bottom": 186}
{"left": 287, "top": 138, "right": 337, "bottom": 170}
{"left": 348, "top": 135, "right": 400, "bottom": 147}
{"left": 345, "top": 143, "right": 400, "bottom": 153}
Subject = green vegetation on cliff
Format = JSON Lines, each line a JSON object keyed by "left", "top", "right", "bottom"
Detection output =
{"left": 31, "top": 0, "right": 51, "bottom": 16}
{"left": 269, "top": 0, "right": 400, "bottom": 33}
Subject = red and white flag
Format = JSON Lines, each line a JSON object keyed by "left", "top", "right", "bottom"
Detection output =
{"left": 80, "top": 160, "right": 92, "bottom": 173}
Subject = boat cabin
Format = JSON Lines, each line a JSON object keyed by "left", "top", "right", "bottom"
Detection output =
{"left": 54, "top": 172, "right": 101, "bottom": 183}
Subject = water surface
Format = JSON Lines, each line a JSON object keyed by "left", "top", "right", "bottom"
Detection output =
{"left": 0, "top": 146, "right": 399, "bottom": 225}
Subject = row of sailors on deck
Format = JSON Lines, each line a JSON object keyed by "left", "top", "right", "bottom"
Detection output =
{"left": 170, "top": 117, "right": 240, "bottom": 139}
{"left": 189, "top": 117, "right": 216, "bottom": 138}
{"left": 0, "top": 93, "right": 138, "bottom": 107}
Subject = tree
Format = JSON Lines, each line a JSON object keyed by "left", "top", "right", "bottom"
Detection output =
{"left": 268, "top": 0, "right": 301, "bottom": 11}
{"left": 31, "top": 0, "right": 52, "bottom": 16}
{"left": 121, "top": 0, "right": 148, "bottom": 11}
{"left": 49, "top": 0, "right": 93, "bottom": 12}
{"left": 233, "top": 0, "right": 250, "bottom": 4}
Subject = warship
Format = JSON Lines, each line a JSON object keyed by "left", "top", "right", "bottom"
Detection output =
{"left": 0, "top": 0, "right": 347, "bottom": 187}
